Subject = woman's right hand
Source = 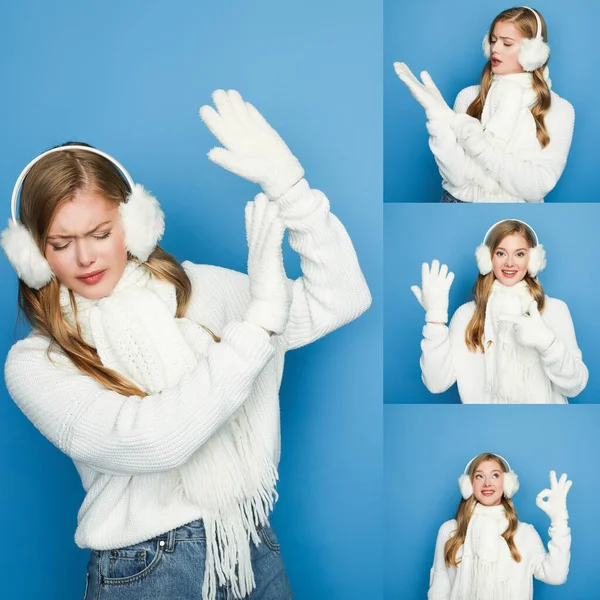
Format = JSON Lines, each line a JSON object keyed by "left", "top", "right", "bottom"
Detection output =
{"left": 411, "top": 260, "right": 454, "bottom": 324}
{"left": 243, "top": 195, "right": 291, "bottom": 335}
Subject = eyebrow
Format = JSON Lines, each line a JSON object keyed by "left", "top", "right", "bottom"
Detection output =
{"left": 496, "top": 247, "right": 528, "bottom": 252}
{"left": 474, "top": 469, "right": 502, "bottom": 474}
{"left": 47, "top": 221, "right": 112, "bottom": 241}
{"left": 491, "top": 35, "right": 516, "bottom": 41}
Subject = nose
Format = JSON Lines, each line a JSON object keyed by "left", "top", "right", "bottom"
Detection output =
{"left": 75, "top": 238, "right": 96, "bottom": 268}
{"left": 504, "top": 254, "right": 514, "bottom": 267}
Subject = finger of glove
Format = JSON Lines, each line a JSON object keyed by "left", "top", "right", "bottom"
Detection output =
{"left": 207, "top": 147, "right": 264, "bottom": 184}
{"left": 410, "top": 285, "right": 424, "bottom": 308}
{"left": 439, "top": 263, "right": 448, "bottom": 279}
{"left": 245, "top": 101, "right": 276, "bottom": 132}
{"left": 550, "top": 470, "right": 558, "bottom": 488}
{"left": 420, "top": 71, "right": 444, "bottom": 103}
{"left": 394, "top": 62, "right": 420, "bottom": 86}
{"left": 430, "top": 259, "right": 440, "bottom": 278}
{"left": 226, "top": 89, "right": 252, "bottom": 123}
{"left": 528, "top": 300, "right": 540, "bottom": 318}
{"left": 200, "top": 105, "right": 237, "bottom": 148}
{"left": 536, "top": 489, "right": 552, "bottom": 504}
{"left": 249, "top": 194, "right": 271, "bottom": 251}
{"left": 212, "top": 89, "right": 242, "bottom": 126}
{"left": 446, "top": 271, "right": 455, "bottom": 289}
{"left": 245, "top": 201, "right": 255, "bottom": 247}
{"left": 564, "top": 479, "right": 573, "bottom": 494}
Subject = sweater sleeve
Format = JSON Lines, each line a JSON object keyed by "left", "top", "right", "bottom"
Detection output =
{"left": 452, "top": 96, "right": 575, "bottom": 201}
{"left": 527, "top": 522, "right": 571, "bottom": 585}
{"left": 539, "top": 299, "right": 588, "bottom": 398}
{"left": 274, "top": 178, "right": 372, "bottom": 351}
{"left": 428, "top": 521, "right": 455, "bottom": 600}
{"left": 420, "top": 303, "right": 473, "bottom": 394}
{"left": 5, "top": 322, "right": 274, "bottom": 476}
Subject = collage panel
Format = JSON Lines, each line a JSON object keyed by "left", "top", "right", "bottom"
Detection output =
{"left": 385, "top": 403, "right": 598, "bottom": 599}
{"left": 384, "top": 1, "right": 597, "bottom": 204}
{"left": 385, "top": 203, "right": 598, "bottom": 404}
{"left": 0, "top": 2, "right": 382, "bottom": 599}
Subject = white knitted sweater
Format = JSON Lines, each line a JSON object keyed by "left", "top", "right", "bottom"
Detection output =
{"left": 420, "top": 297, "right": 587, "bottom": 404}
{"left": 427, "top": 82, "right": 574, "bottom": 203}
{"left": 4, "top": 179, "right": 371, "bottom": 551}
{"left": 428, "top": 518, "right": 571, "bottom": 599}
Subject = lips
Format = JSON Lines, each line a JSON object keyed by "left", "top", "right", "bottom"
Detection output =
{"left": 77, "top": 269, "right": 106, "bottom": 285}
{"left": 481, "top": 490, "right": 496, "bottom": 496}
{"left": 502, "top": 269, "right": 517, "bottom": 278}
{"left": 491, "top": 58, "right": 501, "bottom": 66}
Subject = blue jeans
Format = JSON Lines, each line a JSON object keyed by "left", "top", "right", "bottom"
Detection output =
{"left": 440, "top": 190, "right": 466, "bottom": 203}
{"left": 83, "top": 520, "right": 293, "bottom": 600}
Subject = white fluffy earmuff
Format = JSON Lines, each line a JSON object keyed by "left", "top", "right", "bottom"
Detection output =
{"left": 475, "top": 219, "right": 546, "bottom": 278}
{"left": 0, "top": 145, "right": 165, "bottom": 289}
{"left": 458, "top": 453, "right": 520, "bottom": 500}
{"left": 482, "top": 6, "right": 550, "bottom": 72}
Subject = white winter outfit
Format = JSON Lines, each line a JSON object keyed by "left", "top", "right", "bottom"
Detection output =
{"left": 420, "top": 281, "right": 587, "bottom": 404}
{"left": 427, "top": 72, "right": 574, "bottom": 203}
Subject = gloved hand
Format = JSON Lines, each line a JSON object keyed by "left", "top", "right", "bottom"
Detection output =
{"left": 484, "top": 77, "right": 526, "bottom": 143}
{"left": 536, "top": 471, "right": 572, "bottom": 524}
{"left": 199, "top": 89, "right": 305, "bottom": 200}
{"left": 243, "top": 194, "right": 291, "bottom": 335}
{"left": 497, "top": 300, "right": 556, "bottom": 353}
{"left": 394, "top": 62, "right": 456, "bottom": 125}
{"left": 411, "top": 260, "right": 454, "bottom": 324}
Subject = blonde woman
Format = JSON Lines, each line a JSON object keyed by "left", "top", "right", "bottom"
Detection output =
{"left": 395, "top": 7, "right": 574, "bottom": 203}
{"left": 411, "top": 219, "right": 587, "bottom": 403}
{"left": 429, "top": 453, "right": 571, "bottom": 599}
{"left": 1, "top": 90, "right": 371, "bottom": 600}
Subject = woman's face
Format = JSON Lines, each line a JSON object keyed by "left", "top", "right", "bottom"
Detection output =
{"left": 45, "top": 189, "right": 128, "bottom": 299}
{"left": 491, "top": 233, "right": 531, "bottom": 286}
{"left": 490, "top": 21, "right": 526, "bottom": 75}
{"left": 472, "top": 459, "right": 505, "bottom": 506}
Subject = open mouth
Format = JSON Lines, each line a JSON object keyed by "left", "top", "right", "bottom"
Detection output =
{"left": 481, "top": 490, "right": 496, "bottom": 497}
{"left": 502, "top": 270, "right": 518, "bottom": 278}
{"left": 491, "top": 58, "right": 501, "bottom": 67}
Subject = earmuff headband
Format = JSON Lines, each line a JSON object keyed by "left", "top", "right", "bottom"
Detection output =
{"left": 481, "top": 219, "right": 540, "bottom": 247}
{"left": 11, "top": 145, "right": 135, "bottom": 224}
{"left": 463, "top": 453, "right": 513, "bottom": 477}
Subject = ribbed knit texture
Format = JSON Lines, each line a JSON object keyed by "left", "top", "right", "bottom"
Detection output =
{"left": 4, "top": 180, "right": 371, "bottom": 583}
{"left": 427, "top": 81, "right": 574, "bottom": 203}
{"left": 420, "top": 297, "right": 587, "bottom": 404}
{"left": 428, "top": 517, "right": 571, "bottom": 600}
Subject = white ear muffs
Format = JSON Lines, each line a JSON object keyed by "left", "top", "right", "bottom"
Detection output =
{"left": 459, "top": 454, "right": 520, "bottom": 500}
{"left": 482, "top": 6, "right": 550, "bottom": 72}
{"left": 475, "top": 219, "right": 545, "bottom": 278}
{"left": 0, "top": 145, "right": 165, "bottom": 289}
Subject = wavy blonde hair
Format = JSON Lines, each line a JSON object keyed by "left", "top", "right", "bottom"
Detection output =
{"left": 444, "top": 453, "right": 522, "bottom": 567}
{"left": 465, "top": 220, "right": 545, "bottom": 353}
{"left": 17, "top": 143, "right": 199, "bottom": 397}
{"left": 468, "top": 7, "right": 551, "bottom": 148}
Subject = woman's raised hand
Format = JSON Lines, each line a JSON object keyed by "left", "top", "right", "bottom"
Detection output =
{"left": 536, "top": 471, "right": 572, "bottom": 524}
{"left": 200, "top": 89, "right": 305, "bottom": 200}
{"left": 411, "top": 260, "right": 454, "bottom": 324}
{"left": 243, "top": 195, "right": 291, "bottom": 335}
{"left": 393, "top": 62, "right": 456, "bottom": 125}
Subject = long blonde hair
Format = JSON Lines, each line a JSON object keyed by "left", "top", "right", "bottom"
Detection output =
{"left": 444, "top": 453, "right": 522, "bottom": 568}
{"left": 465, "top": 220, "right": 545, "bottom": 353}
{"left": 468, "top": 7, "right": 551, "bottom": 148}
{"left": 17, "top": 143, "right": 194, "bottom": 397}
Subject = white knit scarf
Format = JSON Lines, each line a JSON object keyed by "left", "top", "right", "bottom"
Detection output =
{"left": 483, "top": 280, "right": 553, "bottom": 404}
{"left": 482, "top": 70, "right": 552, "bottom": 156}
{"left": 60, "top": 262, "right": 279, "bottom": 600}
{"left": 454, "top": 503, "right": 513, "bottom": 600}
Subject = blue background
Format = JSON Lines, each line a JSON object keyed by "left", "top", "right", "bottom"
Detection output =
{"left": 385, "top": 404, "right": 600, "bottom": 599}
{"left": 0, "top": 1, "right": 382, "bottom": 598}
{"left": 384, "top": 203, "right": 598, "bottom": 404}
{"left": 384, "top": 0, "right": 599, "bottom": 203}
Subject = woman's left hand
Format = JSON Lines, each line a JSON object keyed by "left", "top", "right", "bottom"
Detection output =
{"left": 200, "top": 89, "right": 304, "bottom": 200}
{"left": 536, "top": 471, "right": 572, "bottom": 524}
{"left": 497, "top": 300, "right": 556, "bottom": 353}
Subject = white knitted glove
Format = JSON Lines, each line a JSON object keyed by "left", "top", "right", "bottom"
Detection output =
{"left": 498, "top": 300, "right": 556, "bottom": 353}
{"left": 411, "top": 260, "right": 454, "bottom": 324}
{"left": 243, "top": 194, "right": 291, "bottom": 335}
{"left": 394, "top": 62, "right": 457, "bottom": 125}
{"left": 485, "top": 78, "right": 525, "bottom": 143}
{"left": 200, "top": 89, "right": 305, "bottom": 200}
{"left": 536, "top": 471, "right": 572, "bottom": 524}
